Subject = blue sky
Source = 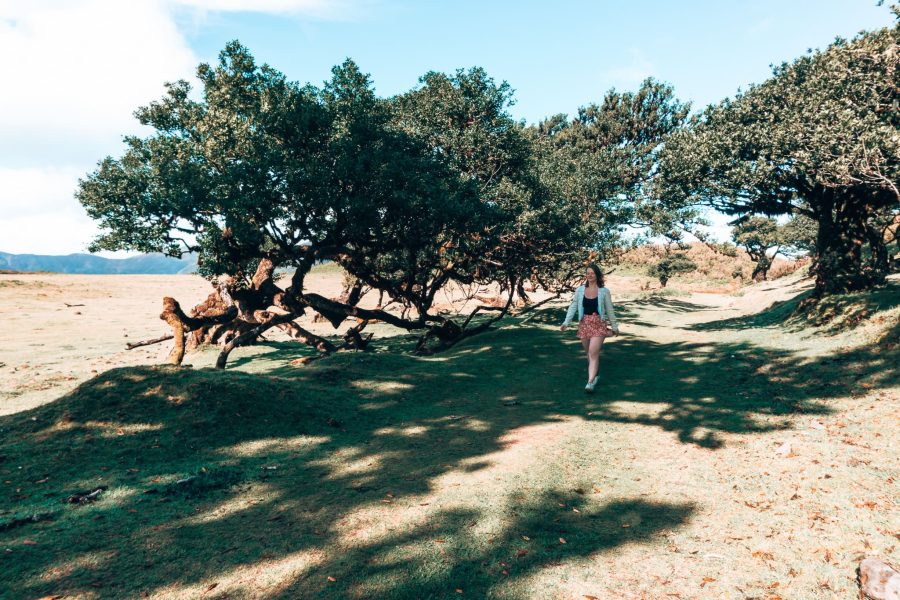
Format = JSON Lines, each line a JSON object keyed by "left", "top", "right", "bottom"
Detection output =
{"left": 0, "top": 0, "right": 895, "bottom": 254}
{"left": 179, "top": 0, "right": 894, "bottom": 122}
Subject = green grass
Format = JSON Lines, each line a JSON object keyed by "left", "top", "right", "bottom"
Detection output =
{"left": 1, "top": 286, "right": 898, "bottom": 599}
{"left": 694, "top": 279, "right": 900, "bottom": 335}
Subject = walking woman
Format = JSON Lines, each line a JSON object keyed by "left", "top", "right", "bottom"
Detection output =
{"left": 559, "top": 263, "right": 619, "bottom": 392}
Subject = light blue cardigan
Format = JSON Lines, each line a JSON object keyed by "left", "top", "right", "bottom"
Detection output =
{"left": 562, "top": 285, "right": 619, "bottom": 332}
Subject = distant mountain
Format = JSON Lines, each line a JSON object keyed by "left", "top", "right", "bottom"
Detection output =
{"left": 0, "top": 251, "right": 197, "bottom": 275}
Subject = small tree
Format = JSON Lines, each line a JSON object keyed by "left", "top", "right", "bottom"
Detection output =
{"left": 731, "top": 216, "right": 782, "bottom": 281}
{"left": 648, "top": 253, "right": 698, "bottom": 288}
{"left": 779, "top": 212, "right": 818, "bottom": 255}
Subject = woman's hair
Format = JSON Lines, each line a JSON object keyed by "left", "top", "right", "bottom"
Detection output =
{"left": 586, "top": 263, "right": 605, "bottom": 287}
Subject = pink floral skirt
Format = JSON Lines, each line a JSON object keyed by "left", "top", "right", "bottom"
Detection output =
{"left": 576, "top": 314, "right": 613, "bottom": 339}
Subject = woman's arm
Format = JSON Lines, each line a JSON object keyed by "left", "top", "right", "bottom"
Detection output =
{"left": 561, "top": 291, "right": 579, "bottom": 327}
{"left": 603, "top": 289, "right": 619, "bottom": 334}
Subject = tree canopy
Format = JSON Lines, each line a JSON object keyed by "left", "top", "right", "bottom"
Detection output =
{"left": 77, "top": 42, "right": 639, "bottom": 363}
{"left": 658, "top": 13, "right": 900, "bottom": 295}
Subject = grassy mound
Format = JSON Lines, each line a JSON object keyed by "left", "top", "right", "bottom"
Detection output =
{"left": 695, "top": 278, "right": 900, "bottom": 336}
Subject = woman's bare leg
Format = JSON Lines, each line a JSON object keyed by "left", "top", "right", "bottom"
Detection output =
{"left": 580, "top": 337, "right": 590, "bottom": 381}
{"left": 588, "top": 336, "right": 605, "bottom": 382}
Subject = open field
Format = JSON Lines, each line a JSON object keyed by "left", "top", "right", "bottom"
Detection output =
{"left": 0, "top": 271, "right": 898, "bottom": 599}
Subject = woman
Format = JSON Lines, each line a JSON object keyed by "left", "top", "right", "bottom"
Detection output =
{"left": 559, "top": 263, "right": 619, "bottom": 392}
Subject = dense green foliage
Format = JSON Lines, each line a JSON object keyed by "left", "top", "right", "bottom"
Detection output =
{"left": 731, "top": 216, "right": 783, "bottom": 281}
{"left": 77, "top": 42, "right": 695, "bottom": 357}
{"left": 659, "top": 13, "right": 900, "bottom": 295}
{"left": 77, "top": 9, "right": 899, "bottom": 363}
{"left": 532, "top": 79, "right": 695, "bottom": 242}
{"left": 648, "top": 253, "right": 698, "bottom": 287}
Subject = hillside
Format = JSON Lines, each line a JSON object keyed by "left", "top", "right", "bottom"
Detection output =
{"left": 0, "top": 251, "right": 196, "bottom": 275}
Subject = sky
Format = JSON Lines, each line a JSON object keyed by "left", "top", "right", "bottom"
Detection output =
{"left": 0, "top": 0, "right": 895, "bottom": 255}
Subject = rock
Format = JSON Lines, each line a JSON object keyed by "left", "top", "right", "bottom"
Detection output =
{"left": 859, "top": 557, "right": 900, "bottom": 600}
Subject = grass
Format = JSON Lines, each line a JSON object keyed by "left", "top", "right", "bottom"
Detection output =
{"left": 0, "top": 279, "right": 52, "bottom": 288}
{"left": 693, "top": 279, "right": 900, "bottom": 335}
{"left": 1, "top": 282, "right": 898, "bottom": 599}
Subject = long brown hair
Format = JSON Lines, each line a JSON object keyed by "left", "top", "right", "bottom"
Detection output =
{"left": 586, "top": 263, "right": 605, "bottom": 288}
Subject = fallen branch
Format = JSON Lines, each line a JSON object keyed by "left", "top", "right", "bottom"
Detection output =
{"left": 276, "top": 321, "right": 337, "bottom": 353}
{"left": 126, "top": 334, "right": 174, "bottom": 350}
{"left": 64, "top": 303, "right": 85, "bottom": 308}
{"left": 302, "top": 292, "right": 431, "bottom": 331}
{"left": 513, "top": 291, "right": 562, "bottom": 319}
{"left": 66, "top": 486, "right": 107, "bottom": 504}
{"left": 461, "top": 305, "right": 506, "bottom": 330}
{"left": 342, "top": 319, "right": 374, "bottom": 351}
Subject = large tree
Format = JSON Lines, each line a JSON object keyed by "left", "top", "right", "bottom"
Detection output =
{"left": 77, "top": 43, "right": 602, "bottom": 365}
{"left": 658, "top": 12, "right": 900, "bottom": 296}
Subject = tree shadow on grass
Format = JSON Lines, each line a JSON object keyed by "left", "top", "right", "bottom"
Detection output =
{"left": 278, "top": 494, "right": 695, "bottom": 599}
{"left": 0, "top": 300, "right": 895, "bottom": 598}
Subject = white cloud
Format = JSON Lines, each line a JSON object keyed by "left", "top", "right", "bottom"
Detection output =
{"left": 0, "top": 166, "right": 105, "bottom": 254}
{"left": 0, "top": 0, "right": 368, "bottom": 255}
{"left": 0, "top": 212, "right": 101, "bottom": 255}
{"left": 0, "top": 166, "right": 83, "bottom": 218}
{"left": 0, "top": 0, "right": 200, "bottom": 254}
{"left": 0, "top": 0, "right": 198, "bottom": 166}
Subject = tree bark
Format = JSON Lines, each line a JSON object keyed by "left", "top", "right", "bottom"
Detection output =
{"left": 276, "top": 321, "right": 337, "bottom": 353}
{"left": 160, "top": 297, "right": 239, "bottom": 366}
{"left": 812, "top": 188, "right": 889, "bottom": 296}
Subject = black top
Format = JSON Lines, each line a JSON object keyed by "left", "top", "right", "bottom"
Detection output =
{"left": 582, "top": 293, "right": 599, "bottom": 315}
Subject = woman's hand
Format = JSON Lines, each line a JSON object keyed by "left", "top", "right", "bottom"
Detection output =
{"left": 559, "top": 325, "right": 568, "bottom": 331}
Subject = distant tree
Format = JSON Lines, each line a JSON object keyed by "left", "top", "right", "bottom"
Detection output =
{"left": 658, "top": 13, "right": 900, "bottom": 296}
{"left": 731, "top": 216, "right": 783, "bottom": 281}
{"left": 779, "top": 212, "right": 818, "bottom": 256}
{"left": 713, "top": 242, "right": 739, "bottom": 258}
{"left": 648, "top": 253, "right": 697, "bottom": 288}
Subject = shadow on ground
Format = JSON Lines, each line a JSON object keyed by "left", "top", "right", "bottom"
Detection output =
{"left": 1, "top": 291, "right": 896, "bottom": 598}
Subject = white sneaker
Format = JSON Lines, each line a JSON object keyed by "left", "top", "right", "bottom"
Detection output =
{"left": 585, "top": 381, "right": 595, "bottom": 393}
